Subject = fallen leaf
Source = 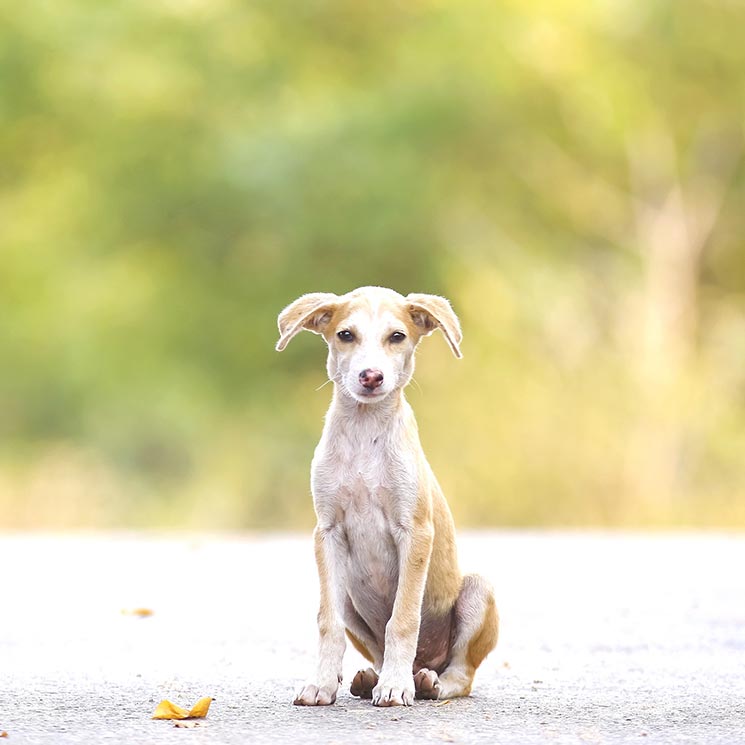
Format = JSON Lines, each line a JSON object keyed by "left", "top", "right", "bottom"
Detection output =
{"left": 0, "top": 731, "right": 7, "bottom": 738}
{"left": 434, "top": 699, "right": 451, "bottom": 707}
{"left": 152, "top": 697, "right": 213, "bottom": 720}
{"left": 152, "top": 701, "right": 190, "bottom": 720}
{"left": 187, "top": 697, "right": 213, "bottom": 718}
{"left": 122, "top": 608, "right": 154, "bottom": 618}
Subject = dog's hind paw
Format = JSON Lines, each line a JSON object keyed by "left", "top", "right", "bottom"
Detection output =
{"left": 350, "top": 667, "right": 378, "bottom": 699}
{"left": 414, "top": 668, "right": 442, "bottom": 700}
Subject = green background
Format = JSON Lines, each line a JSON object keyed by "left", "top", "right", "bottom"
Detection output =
{"left": 2, "top": 0, "right": 744, "bottom": 529}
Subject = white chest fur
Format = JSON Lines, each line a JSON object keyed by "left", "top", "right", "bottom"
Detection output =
{"left": 311, "top": 393, "right": 423, "bottom": 639}
{"left": 311, "top": 394, "right": 419, "bottom": 533}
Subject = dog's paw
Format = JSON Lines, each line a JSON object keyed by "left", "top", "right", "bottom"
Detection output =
{"left": 350, "top": 668, "right": 378, "bottom": 699}
{"left": 293, "top": 682, "right": 338, "bottom": 706}
{"left": 414, "top": 668, "right": 442, "bottom": 700}
{"left": 372, "top": 676, "right": 415, "bottom": 707}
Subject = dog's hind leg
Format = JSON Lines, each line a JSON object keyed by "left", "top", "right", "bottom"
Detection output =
{"left": 435, "top": 574, "right": 498, "bottom": 699}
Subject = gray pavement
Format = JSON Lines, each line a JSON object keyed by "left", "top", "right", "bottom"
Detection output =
{"left": 1, "top": 531, "right": 744, "bottom": 744}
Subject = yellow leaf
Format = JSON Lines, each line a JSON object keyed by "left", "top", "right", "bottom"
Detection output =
{"left": 0, "top": 731, "right": 7, "bottom": 738}
{"left": 187, "top": 697, "right": 213, "bottom": 718}
{"left": 152, "top": 700, "right": 191, "bottom": 720}
{"left": 152, "top": 697, "right": 213, "bottom": 720}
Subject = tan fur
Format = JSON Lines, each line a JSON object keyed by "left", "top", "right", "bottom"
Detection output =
{"left": 277, "top": 287, "right": 498, "bottom": 707}
{"left": 467, "top": 598, "right": 500, "bottom": 671}
{"left": 346, "top": 630, "right": 375, "bottom": 663}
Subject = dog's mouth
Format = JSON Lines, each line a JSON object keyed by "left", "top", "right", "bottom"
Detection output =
{"left": 347, "top": 385, "right": 390, "bottom": 403}
{"left": 358, "top": 389, "right": 385, "bottom": 398}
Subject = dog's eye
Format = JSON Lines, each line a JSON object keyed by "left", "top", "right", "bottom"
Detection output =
{"left": 337, "top": 330, "right": 355, "bottom": 343}
{"left": 389, "top": 331, "right": 406, "bottom": 344}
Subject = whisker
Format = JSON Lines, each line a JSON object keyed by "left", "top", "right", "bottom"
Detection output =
{"left": 409, "top": 376, "right": 423, "bottom": 395}
{"left": 315, "top": 378, "right": 335, "bottom": 392}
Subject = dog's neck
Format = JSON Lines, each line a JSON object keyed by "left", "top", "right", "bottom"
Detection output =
{"left": 327, "top": 385, "right": 416, "bottom": 429}
{"left": 324, "top": 385, "right": 418, "bottom": 455}
{"left": 330, "top": 385, "right": 407, "bottom": 421}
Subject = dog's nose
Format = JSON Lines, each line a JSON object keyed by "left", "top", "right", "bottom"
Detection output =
{"left": 359, "top": 368, "right": 384, "bottom": 391}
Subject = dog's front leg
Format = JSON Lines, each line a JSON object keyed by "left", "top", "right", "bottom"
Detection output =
{"left": 373, "top": 523, "right": 434, "bottom": 707}
{"left": 294, "top": 525, "right": 347, "bottom": 706}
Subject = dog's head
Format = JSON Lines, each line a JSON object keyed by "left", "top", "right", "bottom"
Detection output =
{"left": 276, "top": 286, "right": 462, "bottom": 404}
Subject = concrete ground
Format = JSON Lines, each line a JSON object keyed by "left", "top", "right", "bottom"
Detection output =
{"left": 0, "top": 531, "right": 743, "bottom": 744}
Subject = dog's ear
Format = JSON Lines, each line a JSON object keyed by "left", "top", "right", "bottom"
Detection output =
{"left": 276, "top": 292, "right": 340, "bottom": 351}
{"left": 406, "top": 293, "right": 463, "bottom": 358}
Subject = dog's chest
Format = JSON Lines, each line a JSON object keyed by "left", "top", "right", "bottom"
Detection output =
{"left": 311, "top": 419, "right": 418, "bottom": 529}
{"left": 310, "top": 402, "right": 424, "bottom": 638}
{"left": 314, "top": 444, "right": 409, "bottom": 633}
{"left": 312, "top": 415, "right": 418, "bottom": 588}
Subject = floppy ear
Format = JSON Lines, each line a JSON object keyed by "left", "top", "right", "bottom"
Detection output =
{"left": 276, "top": 292, "right": 339, "bottom": 351}
{"left": 406, "top": 293, "right": 463, "bottom": 358}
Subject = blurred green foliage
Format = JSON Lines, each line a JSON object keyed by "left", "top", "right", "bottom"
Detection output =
{"left": 2, "top": 0, "right": 744, "bottom": 528}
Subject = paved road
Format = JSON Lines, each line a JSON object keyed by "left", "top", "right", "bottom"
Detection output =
{"left": 1, "top": 531, "right": 743, "bottom": 744}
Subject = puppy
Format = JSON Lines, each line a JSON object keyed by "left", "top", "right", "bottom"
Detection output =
{"left": 276, "top": 286, "right": 498, "bottom": 706}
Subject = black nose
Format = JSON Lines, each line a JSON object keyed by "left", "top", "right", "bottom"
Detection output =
{"left": 359, "top": 368, "right": 384, "bottom": 390}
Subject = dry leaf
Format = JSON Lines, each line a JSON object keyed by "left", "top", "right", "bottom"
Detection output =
{"left": 122, "top": 608, "right": 154, "bottom": 618}
{"left": 152, "top": 697, "right": 213, "bottom": 720}
{"left": 153, "top": 701, "right": 190, "bottom": 720}
{"left": 0, "top": 731, "right": 7, "bottom": 738}
{"left": 434, "top": 699, "right": 451, "bottom": 707}
{"left": 187, "top": 697, "right": 213, "bottom": 718}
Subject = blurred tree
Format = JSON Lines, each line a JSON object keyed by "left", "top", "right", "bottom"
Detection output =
{"left": 1, "top": 0, "right": 744, "bottom": 527}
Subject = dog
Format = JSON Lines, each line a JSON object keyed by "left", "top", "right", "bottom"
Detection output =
{"left": 276, "top": 286, "right": 498, "bottom": 707}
